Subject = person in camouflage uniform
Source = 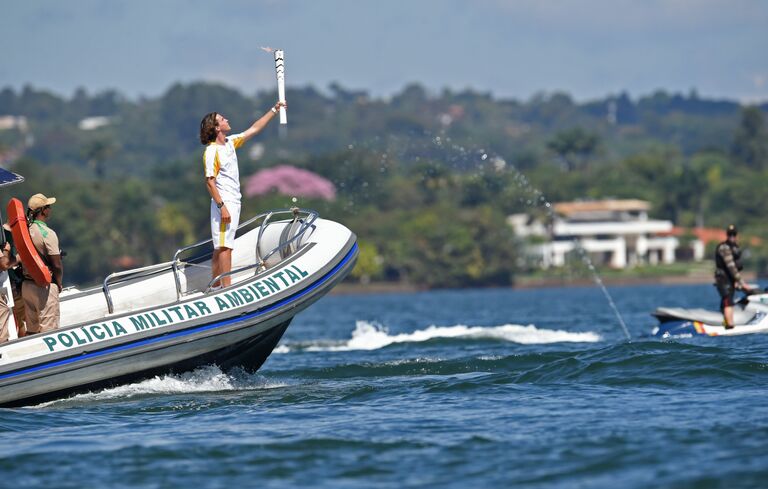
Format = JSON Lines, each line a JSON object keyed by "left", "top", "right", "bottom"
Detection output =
{"left": 714, "top": 224, "right": 749, "bottom": 329}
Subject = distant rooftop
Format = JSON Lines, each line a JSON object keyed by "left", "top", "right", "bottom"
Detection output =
{"left": 663, "top": 226, "right": 763, "bottom": 246}
{"left": 553, "top": 199, "right": 650, "bottom": 217}
{"left": 78, "top": 116, "right": 113, "bottom": 131}
{"left": 0, "top": 115, "right": 28, "bottom": 131}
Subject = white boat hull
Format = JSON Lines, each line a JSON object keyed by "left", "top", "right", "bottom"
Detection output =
{"left": 0, "top": 214, "right": 357, "bottom": 406}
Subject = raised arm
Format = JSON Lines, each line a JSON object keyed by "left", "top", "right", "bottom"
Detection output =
{"left": 240, "top": 101, "right": 287, "bottom": 142}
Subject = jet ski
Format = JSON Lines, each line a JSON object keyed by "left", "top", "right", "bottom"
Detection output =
{"left": 652, "top": 289, "right": 768, "bottom": 337}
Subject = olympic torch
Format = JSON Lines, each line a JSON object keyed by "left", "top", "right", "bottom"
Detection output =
{"left": 274, "top": 49, "right": 287, "bottom": 125}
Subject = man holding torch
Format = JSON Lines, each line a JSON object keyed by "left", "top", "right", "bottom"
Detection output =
{"left": 199, "top": 100, "right": 285, "bottom": 288}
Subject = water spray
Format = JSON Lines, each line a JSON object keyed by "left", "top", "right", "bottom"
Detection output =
{"left": 326, "top": 127, "right": 632, "bottom": 340}
{"left": 490, "top": 155, "right": 631, "bottom": 341}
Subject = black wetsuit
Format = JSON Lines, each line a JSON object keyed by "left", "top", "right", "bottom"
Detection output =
{"left": 714, "top": 240, "right": 742, "bottom": 311}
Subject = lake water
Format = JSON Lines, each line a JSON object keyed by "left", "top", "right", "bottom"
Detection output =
{"left": 1, "top": 283, "right": 767, "bottom": 488}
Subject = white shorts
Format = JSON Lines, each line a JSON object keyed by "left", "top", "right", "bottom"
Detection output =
{"left": 211, "top": 200, "right": 241, "bottom": 249}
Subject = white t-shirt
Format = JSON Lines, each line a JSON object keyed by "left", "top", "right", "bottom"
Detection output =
{"left": 203, "top": 133, "right": 245, "bottom": 203}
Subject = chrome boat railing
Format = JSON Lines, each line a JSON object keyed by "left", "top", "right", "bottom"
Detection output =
{"left": 101, "top": 208, "right": 319, "bottom": 314}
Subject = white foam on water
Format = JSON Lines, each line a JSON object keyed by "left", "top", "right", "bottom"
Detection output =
{"left": 33, "top": 365, "right": 287, "bottom": 407}
{"left": 301, "top": 320, "right": 601, "bottom": 352}
{"left": 381, "top": 356, "right": 444, "bottom": 366}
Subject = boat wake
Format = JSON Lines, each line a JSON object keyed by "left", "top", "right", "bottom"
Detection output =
{"left": 276, "top": 320, "right": 601, "bottom": 352}
{"left": 33, "top": 366, "right": 287, "bottom": 407}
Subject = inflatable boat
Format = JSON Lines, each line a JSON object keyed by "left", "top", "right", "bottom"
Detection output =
{"left": 0, "top": 197, "right": 357, "bottom": 407}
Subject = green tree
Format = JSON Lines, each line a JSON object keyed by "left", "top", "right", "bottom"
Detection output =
{"left": 546, "top": 128, "right": 600, "bottom": 171}
{"left": 81, "top": 137, "right": 117, "bottom": 180}
{"left": 394, "top": 206, "right": 517, "bottom": 288}
{"left": 731, "top": 106, "right": 768, "bottom": 169}
{"left": 688, "top": 151, "right": 729, "bottom": 226}
{"left": 349, "top": 240, "right": 383, "bottom": 283}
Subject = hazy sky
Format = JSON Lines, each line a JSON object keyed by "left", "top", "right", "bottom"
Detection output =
{"left": 2, "top": 0, "right": 767, "bottom": 102}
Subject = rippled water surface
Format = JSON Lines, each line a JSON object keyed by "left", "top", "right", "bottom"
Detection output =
{"left": 1, "top": 284, "right": 767, "bottom": 488}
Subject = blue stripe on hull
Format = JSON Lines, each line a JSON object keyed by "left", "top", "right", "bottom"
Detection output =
{"left": 0, "top": 242, "right": 358, "bottom": 381}
{"left": 654, "top": 320, "right": 699, "bottom": 337}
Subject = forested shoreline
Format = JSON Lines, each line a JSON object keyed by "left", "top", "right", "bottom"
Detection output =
{"left": 1, "top": 83, "right": 766, "bottom": 287}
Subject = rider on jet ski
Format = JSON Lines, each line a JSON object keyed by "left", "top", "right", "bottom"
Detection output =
{"left": 715, "top": 224, "right": 750, "bottom": 329}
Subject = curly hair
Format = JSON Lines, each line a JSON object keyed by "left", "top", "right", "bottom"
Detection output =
{"left": 199, "top": 112, "right": 218, "bottom": 145}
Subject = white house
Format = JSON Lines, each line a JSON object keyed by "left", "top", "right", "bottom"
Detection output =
{"left": 78, "top": 116, "right": 113, "bottom": 131}
{"left": 509, "top": 199, "right": 679, "bottom": 269}
{"left": 0, "top": 116, "right": 28, "bottom": 131}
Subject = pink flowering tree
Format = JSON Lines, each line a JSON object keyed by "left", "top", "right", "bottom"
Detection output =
{"left": 245, "top": 165, "right": 336, "bottom": 201}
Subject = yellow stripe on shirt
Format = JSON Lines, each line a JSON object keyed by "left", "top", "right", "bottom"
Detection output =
{"left": 220, "top": 219, "right": 226, "bottom": 248}
{"left": 203, "top": 145, "right": 221, "bottom": 177}
{"left": 213, "top": 150, "right": 220, "bottom": 176}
